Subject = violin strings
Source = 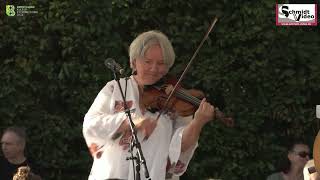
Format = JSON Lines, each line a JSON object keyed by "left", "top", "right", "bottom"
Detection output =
{"left": 174, "top": 89, "right": 201, "bottom": 106}
{"left": 177, "top": 90, "right": 201, "bottom": 105}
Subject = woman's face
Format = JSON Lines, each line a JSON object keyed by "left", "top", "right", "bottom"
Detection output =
{"left": 133, "top": 44, "right": 169, "bottom": 86}
{"left": 289, "top": 144, "right": 310, "bottom": 168}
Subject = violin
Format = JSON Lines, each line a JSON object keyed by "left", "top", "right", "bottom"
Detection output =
{"left": 141, "top": 17, "right": 233, "bottom": 127}
{"left": 142, "top": 76, "right": 234, "bottom": 127}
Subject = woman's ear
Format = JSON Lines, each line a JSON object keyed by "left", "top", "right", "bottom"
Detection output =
{"left": 131, "top": 59, "right": 137, "bottom": 75}
{"left": 131, "top": 59, "right": 136, "bottom": 68}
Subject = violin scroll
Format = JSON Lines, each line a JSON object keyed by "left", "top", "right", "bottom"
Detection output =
{"left": 214, "top": 107, "right": 234, "bottom": 127}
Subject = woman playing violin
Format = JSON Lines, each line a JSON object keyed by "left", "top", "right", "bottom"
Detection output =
{"left": 83, "top": 30, "right": 215, "bottom": 180}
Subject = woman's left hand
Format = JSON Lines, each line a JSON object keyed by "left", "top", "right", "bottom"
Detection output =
{"left": 193, "top": 98, "right": 215, "bottom": 126}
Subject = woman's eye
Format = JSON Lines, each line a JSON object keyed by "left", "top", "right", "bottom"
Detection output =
{"left": 144, "top": 60, "right": 151, "bottom": 64}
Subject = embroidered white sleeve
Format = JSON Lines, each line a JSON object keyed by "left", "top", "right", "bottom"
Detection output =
{"left": 168, "top": 116, "right": 198, "bottom": 176}
{"left": 83, "top": 81, "right": 127, "bottom": 148}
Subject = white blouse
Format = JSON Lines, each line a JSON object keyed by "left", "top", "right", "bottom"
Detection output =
{"left": 83, "top": 76, "right": 197, "bottom": 180}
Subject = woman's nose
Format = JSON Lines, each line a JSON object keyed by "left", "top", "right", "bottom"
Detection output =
{"left": 149, "top": 63, "right": 158, "bottom": 72}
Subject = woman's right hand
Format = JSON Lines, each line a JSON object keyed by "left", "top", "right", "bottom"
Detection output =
{"left": 114, "top": 117, "right": 157, "bottom": 141}
{"left": 135, "top": 117, "right": 157, "bottom": 140}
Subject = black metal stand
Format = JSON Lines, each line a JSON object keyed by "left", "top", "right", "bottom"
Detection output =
{"left": 112, "top": 70, "right": 151, "bottom": 180}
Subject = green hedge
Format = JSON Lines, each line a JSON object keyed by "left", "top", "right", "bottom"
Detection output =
{"left": 0, "top": 0, "right": 319, "bottom": 179}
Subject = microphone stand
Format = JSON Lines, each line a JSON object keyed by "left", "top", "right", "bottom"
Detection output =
{"left": 111, "top": 69, "right": 151, "bottom": 180}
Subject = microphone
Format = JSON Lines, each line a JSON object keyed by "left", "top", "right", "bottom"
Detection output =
{"left": 104, "top": 58, "right": 124, "bottom": 75}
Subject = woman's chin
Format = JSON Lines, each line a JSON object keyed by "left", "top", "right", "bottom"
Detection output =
{"left": 143, "top": 79, "right": 160, "bottom": 86}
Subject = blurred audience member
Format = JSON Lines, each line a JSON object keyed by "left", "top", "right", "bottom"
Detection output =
{"left": 0, "top": 126, "right": 41, "bottom": 180}
{"left": 267, "top": 140, "right": 310, "bottom": 180}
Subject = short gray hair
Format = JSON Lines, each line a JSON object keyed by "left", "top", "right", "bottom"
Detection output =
{"left": 129, "top": 30, "right": 175, "bottom": 69}
{"left": 3, "top": 126, "right": 27, "bottom": 144}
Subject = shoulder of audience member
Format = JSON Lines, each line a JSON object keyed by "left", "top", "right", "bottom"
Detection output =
{"left": 0, "top": 155, "right": 8, "bottom": 165}
{"left": 25, "top": 157, "right": 42, "bottom": 176}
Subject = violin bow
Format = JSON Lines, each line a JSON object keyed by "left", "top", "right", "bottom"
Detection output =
{"left": 156, "top": 17, "right": 218, "bottom": 120}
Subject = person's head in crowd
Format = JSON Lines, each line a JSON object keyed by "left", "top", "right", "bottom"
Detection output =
{"left": 1, "top": 126, "right": 42, "bottom": 180}
{"left": 1, "top": 126, "right": 26, "bottom": 163}
{"left": 267, "top": 139, "right": 310, "bottom": 180}
{"left": 303, "top": 159, "right": 320, "bottom": 180}
{"left": 279, "top": 139, "right": 310, "bottom": 176}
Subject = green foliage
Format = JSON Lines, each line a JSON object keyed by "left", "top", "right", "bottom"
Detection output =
{"left": 0, "top": 0, "right": 319, "bottom": 179}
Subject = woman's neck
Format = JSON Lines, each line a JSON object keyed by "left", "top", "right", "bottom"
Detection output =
{"left": 133, "top": 75, "right": 142, "bottom": 86}
{"left": 283, "top": 166, "right": 304, "bottom": 180}
{"left": 134, "top": 76, "right": 146, "bottom": 113}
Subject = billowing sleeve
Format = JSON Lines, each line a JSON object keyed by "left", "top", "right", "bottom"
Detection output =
{"left": 167, "top": 116, "right": 198, "bottom": 177}
{"left": 82, "top": 81, "right": 128, "bottom": 156}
